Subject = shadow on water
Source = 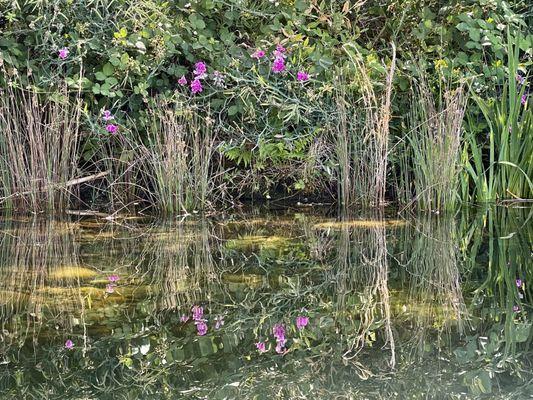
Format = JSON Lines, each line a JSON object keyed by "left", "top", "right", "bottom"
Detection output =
{"left": 0, "top": 207, "right": 530, "bottom": 399}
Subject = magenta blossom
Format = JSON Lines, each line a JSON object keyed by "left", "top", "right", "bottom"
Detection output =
{"left": 58, "top": 48, "right": 69, "bottom": 60}
{"left": 192, "top": 305, "right": 203, "bottom": 321}
{"left": 193, "top": 61, "right": 207, "bottom": 76}
{"left": 297, "top": 71, "right": 309, "bottom": 82}
{"left": 516, "top": 279, "right": 522, "bottom": 288}
{"left": 521, "top": 94, "right": 527, "bottom": 105}
{"left": 513, "top": 305, "right": 520, "bottom": 312}
{"left": 108, "top": 274, "right": 120, "bottom": 282}
{"left": 105, "top": 283, "right": 116, "bottom": 294}
{"left": 273, "top": 323, "right": 286, "bottom": 346}
{"left": 214, "top": 315, "right": 224, "bottom": 330}
{"left": 516, "top": 74, "right": 525, "bottom": 85}
{"left": 178, "top": 75, "right": 187, "bottom": 86}
{"left": 180, "top": 314, "right": 189, "bottom": 323}
{"left": 191, "top": 78, "right": 203, "bottom": 94}
{"left": 196, "top": 321, "right": 208, "bottom": 336}
{"left": 102, "top": 110, "right": 114, "bottom": 121}
{"left": 256, "top": 341, "right": 267, "bottom": 353}
{"left": 252, "top": 49, "right": 266, "bottom": 59}
{"left": 273, "top": 44, "right": 286, "bottom": 58}
{"left": 296, "top": 315, "right": 309, "bottom": 330}
{"left": 272, "top": 57, "right": 286, "bottom": 73}
{"left": 106, "top": 124, "right": 118, "bottom": 134}
{"left": 65, "top": 339, "right": 74, "bottom": 349}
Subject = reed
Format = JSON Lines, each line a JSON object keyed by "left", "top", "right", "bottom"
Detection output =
{"left": 0, "top": 82, "right": 83, "bottom": 212}
{"left": 335, "top": 43, "right": 396, "bottom": 208}
{"left": 136, "top": 99, "right": 221, "bottom": 214}
{"left": 398, "top": 74, "right": 468, "bottom": 211}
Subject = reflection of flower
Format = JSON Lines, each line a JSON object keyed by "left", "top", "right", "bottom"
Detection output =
{"left": 180, "top": 314, "right": 189, "bottom": 323}
{"left": 192, "top": 305, "right": 203, "bottom": 321}
{"left": 256, "top": 341, "right": 267, "bottom": 353}
{"left": 273, "top": 323, "right": 286, "bottom": 346}
{"left": 214, "top": 315, "right": 224, "bottom": 329}
{"left": 58, "top": 48, "right": 69, "bottom": 60}
{"left": 108, "top": 274, "right": 120, "bottom": 282}
{"left": 296, "top": 315, "right": 309, "bottom": 330}
{"left": 65, "top": 339, "right": 74, "bottom": 349}
{"left": 521, "top": 94, "right": 527, "bottom": 106}
{"left": 105, "top": 283, "right": 116, "bottom": 294}
{"left": 196, "top": 321, "right": 208, "bottom": 336}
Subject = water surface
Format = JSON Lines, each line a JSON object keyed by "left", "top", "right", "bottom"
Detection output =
{"left": 0, "top": 207, "right": 531, "bottom": 399}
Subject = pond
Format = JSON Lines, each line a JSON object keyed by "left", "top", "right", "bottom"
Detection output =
{"left": 0, "top": 207, "right": 531, "bottom": 399}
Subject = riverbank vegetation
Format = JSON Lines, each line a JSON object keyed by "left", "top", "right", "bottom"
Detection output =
{"left": 0, "top": 0, "right": 531, "bottom": 214}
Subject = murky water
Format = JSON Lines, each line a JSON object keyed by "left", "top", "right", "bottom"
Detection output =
{"left": 0, "top": 207, "right": 531, "bottom": 399}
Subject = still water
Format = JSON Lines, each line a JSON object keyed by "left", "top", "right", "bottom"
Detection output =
{"left": 0, "top": 207, "right": 531, "bottom": 399}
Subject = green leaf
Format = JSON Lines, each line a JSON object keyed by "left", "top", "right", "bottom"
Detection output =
{"left": 95, "top": 72, "right": 106, "bottom": 81}
{"left": 103, "top": 63, "right": 115, "bottom": 76}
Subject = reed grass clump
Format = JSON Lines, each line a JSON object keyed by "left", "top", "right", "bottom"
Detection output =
{"left": 397, "top": 74, "right": 468, "bottom": 211}
{"left": 0, "top": 83, "right": 82, "bottom": 212}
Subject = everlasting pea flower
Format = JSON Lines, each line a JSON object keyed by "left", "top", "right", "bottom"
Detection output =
{"left": 275, "top": 342, "right": 286, "bottom": 354}
{"left": 105, "top": 283, "right": 116, "bottom": 294}
{"left": 106, "top": 124, "right": 118, "bottom": 134}
{"left": 178, "top": 76, "right": 187, "bottom": 86}
{"left": 513, "top": 305, "right": 520, "bottom": 312}
{"left": 521, "top": 94, "right": 527, "bottom": 105}
{"left": 191, "top": 78, "right": 203, "bottom": 94}
{"left": 65, "top": 339, "right": 74, "bottom": 349}
{"left": 252, "top": 49, "right": 266, "bottom": 59}
{"left": 273, "top": 43, "right": 286, "bottom": 58}
{"left": 297, "top": 71, "right": 309, "bottom": 82}
{"left": 214, "top": 315, "right": 224, "bottom": 329}
{"left": 273, "top": 323, "right": 286, "bottom": 346}
{"left": 516, "top": 279, "right": 522, "bottom": 288}
{"left": 196, "top": 321, "right": 208, "bottom": 336}
{"left": 58, "top": 48, "right": 69, "bottom": 60}
{"left": 296, "top": 315, "right": 309, "bottom": 330}
{"left": 192, "top": 305, "right": 203, "bottom": 321}
{"left": 256, "top": 341, "right": 267, "bottom": 353}
{"left": 516, "top": 74, "right": 525, "bottom": 85}
{"left": 193, "top": 61, "right": 207, "bottom": 76}
{"left": 108, "top": 274, "right": 120, "bottom": 282}
{"left": 102, "top": 110, "right": 114, "bottom": 121}
{"left": 272, "top": 57, "right": 286, "bottom": 73}
{"left": 180, "top": 314, "right": 189, "bottom": 323}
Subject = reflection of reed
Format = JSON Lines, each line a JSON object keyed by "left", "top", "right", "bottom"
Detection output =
{"left": 398, "top": 215, "right": 468, "bottom": 357}
{"left": 0, "top": 218, "right": 85, "bottom": 347}
{"left": 329, "top": 212, "right": 396, "bottom": 369}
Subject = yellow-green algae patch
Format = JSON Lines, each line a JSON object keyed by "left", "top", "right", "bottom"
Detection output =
{"left": 49, "top": 266, "right": 99, "bottom": 280}
{"left": 313, "top": 219, "right": 407, "bottom": 230}
{"left": 224, "top": 235, "right": 292, "bottom": 250}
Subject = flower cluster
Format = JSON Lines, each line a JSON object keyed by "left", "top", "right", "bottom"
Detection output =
{"left": 179, "top": 60, "right": 226, "bottom": 95}
{"left": 102, "top": 110, "right": 118, "bottom": 134}
{"left": 106, "top": 274, "right": 120, "bottom": 294}
{"left": 58, "top": 48, "right": 69, "bottom": 60}
{"left": 256, "top": 314, "right": 310, "bottom": 355}
{"left": 180, "top": 305, "right": 225, "bottom": 336}
{"left": 251, "top": 43, "right": 310, "bottom": 83}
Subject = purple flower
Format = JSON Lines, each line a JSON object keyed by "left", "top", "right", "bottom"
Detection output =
{"left": 513, "top": 305, "right": 520, "bottom": 312}
{"left": 105, "top": 283, "right": 116, "bottom": 294}
{"left": 516, "top": 279, "right": 522, "bottom": 288}
{"left": 256, "top": 341, "right": 267, "bottom": 353}
{"left": 193, "top": 61, "right": 207, "bottom": 76}
{"left": 275, "top": 342, "right": 286, "bottom": 354}
{"left": 65, "top": 339, "right": 74, "bottom": 349}
{"left": 214, "top": 315, "right": 224, "bottom": 330}
{"left": 178, "top": 75, "right": 187, "bottom": 86}
{"left": 273, "top": 44, "right": 286, "bottom": 59}
{"left": 252, "top": 49, "right": 266, "bottom": 59}
{"left": 180, "top": 314, "right": 189, "bottom": 323}
{"left": 273, "top": 323, "right": 286, "bottom": 345}
{"left": 108, "top": 274, "right": 120, "bottom": 282}
{"left": 102, "top": 110, "right": 114, "bottom": 121}
{"left": 192, "top": 305, "right": 203, "bottom": 321}
{"left": 296, "top": 315, "right": 309, "bottom": 330}
{"left": 106, "top": 124, "right": 118, "bottom": 134}
{"left": 297, "top": 71, "right": 309, "bottom": 82}
{"left": 58, "top": 48, "right": 69, "bottom": 60}
{"left": 516, "top": 74, "right": 525, "bottom": 85}
{"left": 191, "top": 78, "right": 203, "bottom": 94}
{"left": 272, "top": 57, "right": 286, "bottom": 73}
{"left": 196, "top": 321, "right": 208, "bottom": 336}
{"left": 521, "top": 94, "right": 527, "bottom": 105}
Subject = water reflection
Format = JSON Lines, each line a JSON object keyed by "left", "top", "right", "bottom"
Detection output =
{"left": 0, "top": 208, "right": 530, "bottom": 398}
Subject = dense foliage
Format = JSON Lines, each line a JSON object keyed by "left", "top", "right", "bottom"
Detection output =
{"left": 0, "top": 0, "right": 531, "bottom": 211}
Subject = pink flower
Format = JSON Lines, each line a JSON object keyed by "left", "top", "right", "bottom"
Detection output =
{"left": 106, "top": 124, "right": 118, "bottom": 134}
{"left": 297, "top": 71, "right": 309, "bottom": 82}
{"left": 102, "top": 110, "right": 114, "bottom": 121}
{"left": 180, "top": 314, "right": 189, "bottom": 323}
{"left": 191, "top": 78, "right": 203, "bottom": 94}
{"left": 275, "top": 342, "right": 286, "bottom": 354}
{"left": 196, "top": 321, "right": 208, "bottom": 336}
{"left": 252, "top": 49, "right": 266, "bottom": 59}
{"left": 256, "top": 341, "right": 267, "bottom": 353}
{"left": 521, "top": 94, "right": 527, "bottom": 105}
{"left": 65, "top": 339, "right": 74, "bottom": 349}
{"left": 513, "top": 305, "right": 520, "bottom": 312}
{"left": 178, "top": 75, "right": 187, "bottom": 86}
{"left": 105, "top": 283, "right": 116, "bottom": 294}
{"left": 58, "top": 48, "right": 69, "bottom": 60}
{"left": 214, "top": 315, "right": 224, "bottom": 329}
{"left": 193, "top": 61, "right": 207, "bottom": 76}
{"left": 192, "top": 305, "right": 203, "bottom": 321}
{"left": 273, "top": 44, "right": 286, "bottom": 58}
{"left": 296, "top": 315, "right": 309, "bottom": 330}
{"left": 272, "top": 57, "right": 286, "bottom": 73}
{"left": 108, "top": 274, "right": 120, "bottom": 282}
{"left": 516, "top": 279, "right": 522, "bottom": 288}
